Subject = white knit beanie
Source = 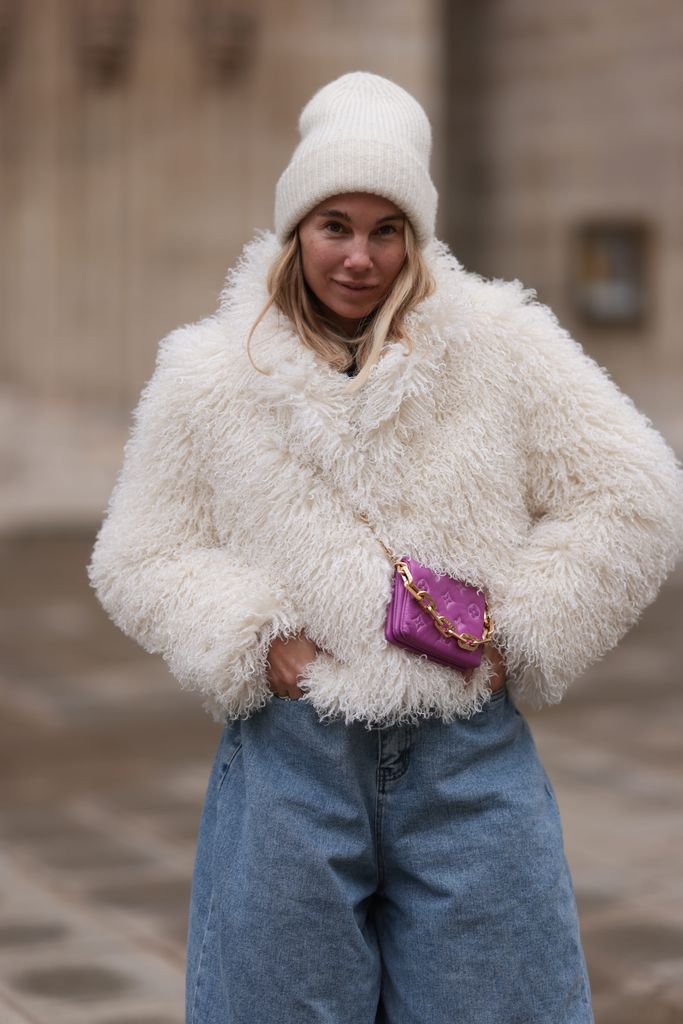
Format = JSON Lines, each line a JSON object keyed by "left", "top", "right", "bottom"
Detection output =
{"left": 274, "top": 71, "right": 437, "bottom": 248}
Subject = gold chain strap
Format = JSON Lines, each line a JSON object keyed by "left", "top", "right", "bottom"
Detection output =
{"left": 356, "top": 510, "right": 495, "bottom": 652}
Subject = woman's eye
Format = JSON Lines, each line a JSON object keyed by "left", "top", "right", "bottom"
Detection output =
{"left": 376, "top": 224, "right": 398, "bottom": 237}
{"left": 323, "top": 221, "right": 346, "bottom": 234}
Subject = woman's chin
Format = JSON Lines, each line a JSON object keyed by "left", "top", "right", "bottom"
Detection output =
{"left": 321, "top": 301, "right": 376, "bottom": 334}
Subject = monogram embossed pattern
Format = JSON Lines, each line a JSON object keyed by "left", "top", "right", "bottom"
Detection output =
{"left": 385, "top": 557, "right": 487, "bottom": 671}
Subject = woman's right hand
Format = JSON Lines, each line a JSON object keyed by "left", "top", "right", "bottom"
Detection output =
{"left": 266, "top": 632, "right": 320, "bottom": 700}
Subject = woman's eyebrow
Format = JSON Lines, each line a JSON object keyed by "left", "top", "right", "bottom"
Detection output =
{"left": 316, "top": 209, "right": 405, "bottom": 224}
{"left": 317, "top": 208, "right": 352, "bottom": 221}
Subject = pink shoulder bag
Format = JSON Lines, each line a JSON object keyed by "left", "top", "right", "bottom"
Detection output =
{"left": 356, "top": 511, "right": 495, "bottom": 673}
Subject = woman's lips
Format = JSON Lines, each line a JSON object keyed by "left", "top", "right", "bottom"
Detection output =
{"left": 333, "top": 280, "right": 377, "bottom": 292}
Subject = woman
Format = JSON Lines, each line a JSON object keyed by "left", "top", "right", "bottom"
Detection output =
{"left": 88, "top": 73, "right": 683, "bottom": 1023}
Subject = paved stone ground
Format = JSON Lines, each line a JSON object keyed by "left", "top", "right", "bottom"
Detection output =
{"left": 0, "top": 533, "right": 682, "bottom": 1024}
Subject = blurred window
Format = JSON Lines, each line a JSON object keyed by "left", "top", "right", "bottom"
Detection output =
{"left": 573, "top": 223, "right": 649, "bottom": 328}
{"left": 73, "top": 0, "right": 136, "bottom": 88}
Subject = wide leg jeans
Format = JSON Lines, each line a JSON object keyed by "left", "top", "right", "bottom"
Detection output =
{"left": 185, "top": 686, "right": 594, "bottom": 1023}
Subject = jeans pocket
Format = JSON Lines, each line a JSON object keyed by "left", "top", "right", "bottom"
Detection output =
{"left": 486, "top": 684, "right": 508, "bottom": 706}
{"left": 467, "top": 684, "right": 508, "bottom": 725}
{"left": 215, "top": 725, "right": 243, "bottom": 797}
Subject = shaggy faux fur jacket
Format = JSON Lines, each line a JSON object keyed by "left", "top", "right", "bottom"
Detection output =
{"left": 88, "top": 233, "right": 683, "bottom": 726}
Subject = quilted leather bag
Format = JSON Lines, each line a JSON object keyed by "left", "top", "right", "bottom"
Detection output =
{"left": 356, "top": 512, "right": 495, "bottom": 673}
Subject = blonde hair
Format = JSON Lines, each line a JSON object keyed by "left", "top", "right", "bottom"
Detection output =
{"left": 247, "top": 219, "right": 434, "bottom": 392}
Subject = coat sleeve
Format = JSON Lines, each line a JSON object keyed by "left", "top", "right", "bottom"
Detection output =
{"left": 87, "top": 325, "right": 299, "bottom": 719}
{"left": 493, "top": 296, "right": 683, "bottom": 707}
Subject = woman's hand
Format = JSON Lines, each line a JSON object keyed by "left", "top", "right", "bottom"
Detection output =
{"left": 266, "top": 632, "right": 320, "bottom": 700}
{"left": 464, "top": 645, "right": 508, "bottom": 692}
{"left": 485, "top": 646, "right": 508, "bottom": 692}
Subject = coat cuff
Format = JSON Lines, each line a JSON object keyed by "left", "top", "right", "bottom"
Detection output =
{"left": 88, "top": 548, "right": 300, "bottom": 719}
{"left": 490, "top": 509, "right": 683, "bottom": 708}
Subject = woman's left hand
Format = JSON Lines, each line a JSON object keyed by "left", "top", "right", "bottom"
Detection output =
{"left": 485, "top": 646, "right": 508, "bottom": 692}
{"left": 464, "top": 646, "right": 507, "bottom": 692}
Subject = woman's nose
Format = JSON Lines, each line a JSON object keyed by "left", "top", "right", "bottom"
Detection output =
{"left": 343, "top": 239, "right": 373, "bottom": 271}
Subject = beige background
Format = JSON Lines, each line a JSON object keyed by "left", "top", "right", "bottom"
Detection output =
{"left": 1, "top": 0, "right": 681, "bottom": 532}
{"left": 0, "top": 3, "right": 682, "bottom": 1022}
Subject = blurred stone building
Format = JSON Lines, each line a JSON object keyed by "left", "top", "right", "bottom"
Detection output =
{"left": 1, "top": 0, "right": 681, "bottom": 533}
{"left": 445, "top": 2, "right": 683, "bottom": 377}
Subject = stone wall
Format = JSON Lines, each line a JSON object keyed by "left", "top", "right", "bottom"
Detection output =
{"left": 443, "top": 0, "right": 683, "bottom": 374}
{"left": 0, "top": 0, "right": 441, "bottom": 410}
{"left": 2, "top": 0, "right": 682, "bottom": 533}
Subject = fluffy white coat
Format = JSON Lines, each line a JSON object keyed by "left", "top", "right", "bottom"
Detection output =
{"left": 88, "top": 233, "right": 683, "bottom": 726}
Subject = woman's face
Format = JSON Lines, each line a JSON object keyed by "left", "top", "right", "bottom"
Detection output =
{"left": 298, "top": 192, "right": 407, "bottom": 335}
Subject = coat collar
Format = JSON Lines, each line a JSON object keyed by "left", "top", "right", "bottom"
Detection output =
{"left": 217, "top": 232, "right": 470, "bottom": 513}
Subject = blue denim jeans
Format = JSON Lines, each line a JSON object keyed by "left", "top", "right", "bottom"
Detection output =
{"left": 185, "top": 687, "right": 594, "bottom": 1023}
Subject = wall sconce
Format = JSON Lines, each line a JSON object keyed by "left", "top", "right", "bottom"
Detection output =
{"left": 193, "top": 1, "right": 257, "bottom": 83}
{"left": 572, "top": 222, "right": 650, "bottom": 329}
{"left": 0, "top": 0, "right": 20, "bottom": 85}
{"left": 72, "top": 0, "right": 137, "bottom": 88}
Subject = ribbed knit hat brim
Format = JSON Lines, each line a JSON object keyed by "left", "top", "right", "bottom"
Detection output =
{"left": 274, "top": 72, "right": 438, "bottom": 247}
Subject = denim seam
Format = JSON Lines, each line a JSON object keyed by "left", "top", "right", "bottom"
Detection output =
{"left": 189, "top": 740, "right": 243, "bottom": 1022}
{"left": 219, "top": 742, "right": 244, "bottom": 789}
{"left": 380, "top": 753, "right": 411, "bottom": 783}
{"left": 374, "top": 763, "right": 386, "bottom": 888}
{"left": 189, "top": 887, "right": 217, "bottom": 1024}
{"left": 377, "top": 726, "right": 413, "bottom": 784}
